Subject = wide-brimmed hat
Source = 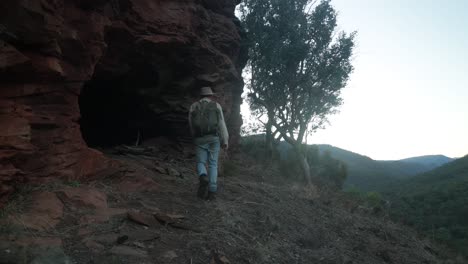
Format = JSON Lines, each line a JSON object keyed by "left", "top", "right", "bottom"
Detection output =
{"left": 200, "top": 87, "right": 215, "bottom": 96}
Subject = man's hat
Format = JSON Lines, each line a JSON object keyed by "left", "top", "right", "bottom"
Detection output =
{"left": 200, "top": 87, "right": 215, "bottom": 96}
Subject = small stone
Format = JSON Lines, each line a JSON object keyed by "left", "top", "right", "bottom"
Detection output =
{"left": 94, "top": 233, "right": 120, "bottom": 245}
{"left": 132, "top": 242, "right": 146, "bottom": 249}
{"left": 85, "top": 240, "right": 105, "bottom": 254}
{"left": 154, "top": 166, "right": 166, "bottom": 174}
{"left": 163, "top": 250, "right": 178, "bottom": 260}
{"left": 219, "top": 256, "right": 231, "bottom": 264}
{"left": 109, "top": 246, "right": 148, "bottom": 258}
{"left": 126, "top": 230, "right": 159, "bottom": 242}
{"left": 154, "top": 212, "right": 176, "bottom": 224}
{"left": 166, "top": 168, "right": 181, "bottom": 177}
{"left": 166, "top": 213, "right": 185, "bottom": 220}
{"left": 127, "top": 211, "right": 160, "bottom": 227}
{"left": 210, "top": 250, "right": 231, "bottom": 264}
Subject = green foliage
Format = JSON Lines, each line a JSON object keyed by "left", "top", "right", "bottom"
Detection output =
{"left": 240, "top": 0, "right": 356, "bottom": 182}
{"left": 318, "top": 150, "right": 348, "bottom": 189}
{"left": 241, "top": 136, "right": 347, "bottom": 188}
{"left": 279, "top": 144, "right": 347, "bottom": 189}
{"left": 384, "top": 155, "right": 468, "bottom": 257}
{"left": 65, "top": 180, "right": 81, "bottom": 188}
{"left": 344, "top": 188, "right": 386, "bottom": 212}
{"left": 365, "top": 191, "right": 384, "bottom": 209}
{"left": 315, "top": 145, "right": 454, "bottom": 191}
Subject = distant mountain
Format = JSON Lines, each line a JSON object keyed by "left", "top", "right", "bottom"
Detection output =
{"left": 379, "top": 155, "right": 454, "bottom": 178}
{"left": 315, "top": 145, "right": 453, "bottom": 191}
{"left": 399, "top": 155, "right": 454, "bottom": 168}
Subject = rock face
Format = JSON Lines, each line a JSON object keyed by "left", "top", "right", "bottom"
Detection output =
{"left": 0, "top": 0, "right": 247, "bottom": 206}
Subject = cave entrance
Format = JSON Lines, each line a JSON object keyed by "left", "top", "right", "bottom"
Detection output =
{"left": 79, "top": 64, "right": 161, "bottom": 148}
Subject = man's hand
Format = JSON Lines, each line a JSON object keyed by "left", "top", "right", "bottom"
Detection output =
{"left": 221, "top": 143, "right": 228, "bottom": 150}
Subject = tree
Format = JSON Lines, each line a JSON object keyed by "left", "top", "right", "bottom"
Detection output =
{"left": 240, "top": 0, "right": 356, "bottom": 183}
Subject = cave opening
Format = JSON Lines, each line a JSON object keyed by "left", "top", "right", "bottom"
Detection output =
{"left": 79, "top": 64, "right": 164, "bottom": 148}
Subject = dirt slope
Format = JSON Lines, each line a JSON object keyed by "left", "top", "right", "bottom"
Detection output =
{"left": 0, "top": 142, "right": 462, "bottom": 263}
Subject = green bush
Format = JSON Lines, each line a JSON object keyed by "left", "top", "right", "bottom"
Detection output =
{"left": 365, "top": 191, "right": 384, "bottom": 208}
{"left": 277, "top": 145, "right": 348, "bottom": 189}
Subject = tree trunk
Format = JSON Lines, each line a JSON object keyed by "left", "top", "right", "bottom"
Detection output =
{"left": 293, "top": 144, "right": 312, "bottom": 184}
{"left": 265, "top": 111, "right": 274, "bottom": 160}
{"left": 300, "top": 153, "right": 312, "bottom": 184}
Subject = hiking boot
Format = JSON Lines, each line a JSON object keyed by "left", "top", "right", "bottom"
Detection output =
{"left": 206, "top": 191, "right": 216, "bottom": 201}
{"left": 197, "top": 175, "right": 209, "bottom": 199}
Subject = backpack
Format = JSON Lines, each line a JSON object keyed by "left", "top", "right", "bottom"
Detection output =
{"left": 191, "top": 100, "right": 219, "bottom": 137}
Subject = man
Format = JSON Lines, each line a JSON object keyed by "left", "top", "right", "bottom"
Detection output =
{"left": 188, "top": 87, "right": 229, "bottom": 201}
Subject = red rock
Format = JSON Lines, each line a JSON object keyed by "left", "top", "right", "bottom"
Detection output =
{"left": 127, "top": 210, "right": 160, "bottom": 227}
{"left": 154, "top": 214, "right": 174, "bottom": 225}
{"left": 79, "top": 208, "right": 126, "bottom": 225}
{"left": 57, "top": 187, "right": 107, "bottom": 210}
{"left": 0, "top": 0, "right": 246, "bottom": 207}
{"left": 0, "top": 41, "right": 30, "bottom": 70}
{"left": 85, "top": 240, "right": 105, "bottom": 254}
{"left": 117, "top": 175, "right": 160, "bottom": 193}
{"left": 13, "top": 191, "right": 63, "bottom": 231}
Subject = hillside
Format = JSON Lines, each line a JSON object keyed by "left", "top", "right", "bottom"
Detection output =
{"left": 386, "top": 155, "right": 468, "bottom": 194}
{"left": 316, "top": 145, "right": 453, "bottom": 190}
{"left": 0, "top": 143, "right": 460, "bottom": 263}
{"left": 385, "top": 155, "right": 468, "bottom": 255}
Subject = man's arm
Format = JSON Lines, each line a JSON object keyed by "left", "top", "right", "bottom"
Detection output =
{"left": 217, "top": 103, "right": 229, "bottom": 148}
{"left": 188, "top": 104, "right": 195, "bottom": 136}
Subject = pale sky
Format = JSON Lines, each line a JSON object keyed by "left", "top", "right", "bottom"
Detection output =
{"left": 240, "top": 0, "right": 468, "bottom": 160}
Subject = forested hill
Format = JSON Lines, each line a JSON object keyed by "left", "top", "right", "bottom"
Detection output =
{"left": 316, "top": 145, "right": 454, "bottom": 191}
{"left": 386, "top": 154, "right": 468, "bottom": 194}
{"left": 386, "top": 155, "right": 468, "bottom": 254}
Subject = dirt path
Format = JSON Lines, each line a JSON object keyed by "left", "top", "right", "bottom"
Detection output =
{"left": 0, "top": 144, "right": 459, "bottom": 263}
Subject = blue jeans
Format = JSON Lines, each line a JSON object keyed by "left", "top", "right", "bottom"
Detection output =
{"left": 195, "top": 136, "right": 220, "bottom": 192}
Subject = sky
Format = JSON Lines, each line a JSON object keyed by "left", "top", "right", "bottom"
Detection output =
{"left": 241, "top": 0, "right": 468, "bottom": 160}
